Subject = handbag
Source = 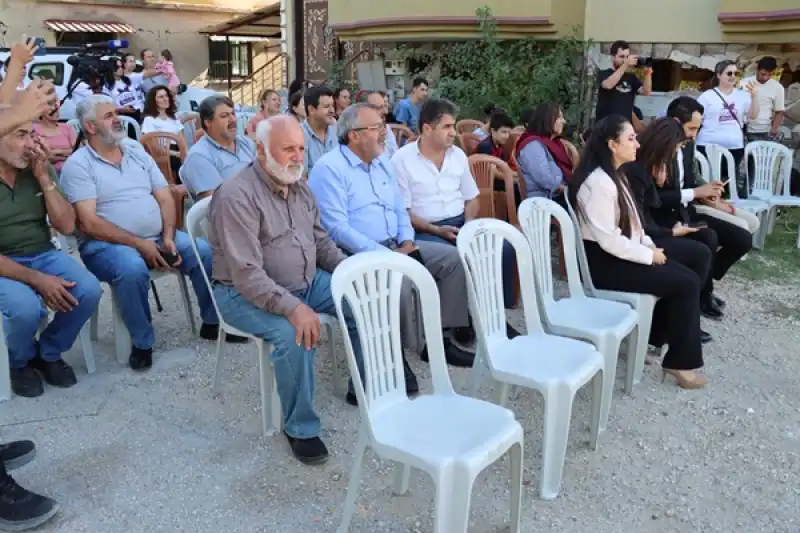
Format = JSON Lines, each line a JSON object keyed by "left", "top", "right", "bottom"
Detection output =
{"left": 712, "top": 89, "right": 747, "bottom": 143}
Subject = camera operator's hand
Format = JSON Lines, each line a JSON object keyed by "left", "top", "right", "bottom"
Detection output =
{"left": 9, "top": 36, "right": 39, "bottom": 68}
{"left": 625, "top": 55, "right": 639, "bottom": 68}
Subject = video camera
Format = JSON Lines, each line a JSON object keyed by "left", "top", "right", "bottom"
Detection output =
{"left": 65, "top": 39, "right": 129, "bottom": 90}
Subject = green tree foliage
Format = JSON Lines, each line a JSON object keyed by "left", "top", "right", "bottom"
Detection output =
{"left": 397, "top": 6, "right": 595, "bottom": 134}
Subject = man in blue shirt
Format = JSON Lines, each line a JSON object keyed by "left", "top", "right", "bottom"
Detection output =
{"left": 308, "top": 103, "right": 475, "bottom": 378}
{"left": 301, "top": 86, "right": 339, "bottom": 174}
{"left": 393, "top": 77, "right": 428, "bottom": 134}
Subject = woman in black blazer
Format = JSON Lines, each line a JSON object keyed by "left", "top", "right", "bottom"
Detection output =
{"left": 623, "top": 118, "right": 713, "bottom": 344}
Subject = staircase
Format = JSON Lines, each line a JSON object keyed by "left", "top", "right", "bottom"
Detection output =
{"left": 228, "top": 53, "right": 285, "bottom": 106}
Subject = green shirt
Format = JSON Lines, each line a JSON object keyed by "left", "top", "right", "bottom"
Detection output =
{"left": 0, "top": 167, "right": 55, "bottom": 257}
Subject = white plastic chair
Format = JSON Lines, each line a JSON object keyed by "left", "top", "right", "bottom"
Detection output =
{"left": 1, "top": 312, "right": 96, "bottom": 402}
{"left": 694, "top": 150, "right": 711, "bottom": 184}
{"left": 703, "top": 144, "right": 771, "bottom": 248}
{"left": 186, "top": 198, "right": 343, "bottom": 436}
{"left": 746, "top": 141, "right": 799, "bottom": 234}
{"left": 518, "top": 198, "right": 639, "bottom": 432}
{"left": 89, "top": 274, "right": 197, "bottom": 364}
{"left": 118, "top": 115, "right": 141, "bottom": 140}
{"left": 66, "top": 118, "right": 82, "bottom": 139}
{"left": 236, "top": 112, "right": 256, "bottom": 137}
{"left": 457, "top": 219, "right": 604, "bottom": 499}
{"left": 562, "top": 194, "right": 658, "bottom": 394}
{"left": 332, "top": 251, "right": 524, "bottom": 533}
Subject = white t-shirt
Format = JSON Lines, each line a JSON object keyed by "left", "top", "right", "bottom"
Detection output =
{"left": 69, "top": 82, "right": 94, "bottom": 106}
{"left": 104, "top": 79, "right": 143, "bottom": 111}
{"left": 740, "top": 77, "right": 785, "bottom": 134}
{"left": 141, "top": 115, "right": 183, "bottom": 135}
{"left": 696, "top": 88, "right": 751, "bottom": 149}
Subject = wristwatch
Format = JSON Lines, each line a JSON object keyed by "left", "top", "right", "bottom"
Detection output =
{"left": 41, "top": 182, "right": 57, "bottom": 193}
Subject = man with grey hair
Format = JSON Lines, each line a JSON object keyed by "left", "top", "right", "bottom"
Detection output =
{"left": 210, "top": 115, "right": 362, "bottom": 465}
{"left": 309, "top": 103, "right": 475, "bottom": 374}
{"left": 362, "top": 91, "right": 399, "bottom": 158}
{"left": 182, "top": 95, "right": 256, "bottom": 199}
{"left": 61, "top": 95, "right": 244, "bottom": 371}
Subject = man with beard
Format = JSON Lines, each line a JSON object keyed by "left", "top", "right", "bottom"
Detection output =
{"left": 308, "top": 104, "right": 475, "bottom": 372}
{"left": 182, "top": 95, "right": 257, "bottom": 199}
{"left": 60, "top": 95, "right": 243, "bottom": 371}
{"left": 0, "top": 102, "right": 101, "bottom": 398}
{"left": 209, "top": 115, "right": 363, "bottom": 465}
{"left": 362, "top": 90, "right": 399, "bottom": 158}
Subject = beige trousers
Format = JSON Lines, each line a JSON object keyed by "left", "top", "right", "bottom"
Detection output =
{"left": 693, "top": 204, "right": 760, "bottom": 234}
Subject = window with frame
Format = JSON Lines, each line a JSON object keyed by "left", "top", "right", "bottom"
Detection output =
{"left": 28, "top": 63, "right": 65, "bottom": 86}
{"left": 208, "top": 40, "right": 252, "bottom": 79}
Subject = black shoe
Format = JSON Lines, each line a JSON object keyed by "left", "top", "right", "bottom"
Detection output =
{"left": 700, "top": 299, "right": 724, "bottom": 320}
{"left": 712, "top": 295, "right": 726, "bottom": 309}
{"left": 346, "top": 357, "right": 419, "bottom": 407}
{"left": 199, "top": 323, "right": 249, "bottom": 344}
{"left": 506, "top": 323, "right": 522, "bottom": 339}
{"left": 28, "top": 356, "right": 77, "bottom": 389}
{"left": 700, "top": 330, "right": 713, "bottom": 344}
{"left": 420, "top": 338, "right": 475, "bottom": 368}
{"left": 0, "top": 441, "right": 36, "bottom": 472}
{"left": 129, "top": 347, "right": 153, "bottom": 371}
{"left": 285, "top": 433, "right": 329, "bottom": 465}
{"left": 451, "top": 326, "right": 475, "bottom": 346}
{"left": 0, "top": 471, "right": 59, "bottom": 532}
{"left": 9, "top": 368, "right": 43, "bottom": 399}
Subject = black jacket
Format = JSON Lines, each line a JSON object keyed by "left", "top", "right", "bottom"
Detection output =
{"left": 622, "top": 162, "right": 672, "bottom": 239}
{"left": 651, "top": 143, "right": 698, "bottom": 227}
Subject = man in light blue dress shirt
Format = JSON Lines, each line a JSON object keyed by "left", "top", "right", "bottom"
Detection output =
{"left": 181, "top": 95, "right": 257, "bottom": 199}
{"left": 308, "top": 103, "right": 475, "bottom": 372}
{"left": 301, "top": 86, "right": 339, "bottom": 174}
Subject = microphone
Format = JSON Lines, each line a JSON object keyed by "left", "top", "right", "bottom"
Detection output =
{"left": 84, "top": 39, "right": 129, "bottom": 50}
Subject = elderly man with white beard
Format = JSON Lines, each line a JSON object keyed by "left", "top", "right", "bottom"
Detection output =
{"left": 209, "top": 115, "right": 364, "bottom": 466}
{"left": 60, "top": 95, "right": 243, "bottom": 372}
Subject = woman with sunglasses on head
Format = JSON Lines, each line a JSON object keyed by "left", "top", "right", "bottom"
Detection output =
{"left": 696, "top": 60, "right": 759, "bottom": 198}
{"left": 568, "top": 115, "right": 707, "bottom": 389}
{"left": 622, "top": 117, "right": 714, "bottom": 344}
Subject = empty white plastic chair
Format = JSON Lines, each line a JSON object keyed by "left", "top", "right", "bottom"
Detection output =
{"left": 457, "top": 218, "right": 604, "bottom": 500}
{"left": 186, "top": 198, "right": 343, "bottom": 435}
{"left": 518, "top": 198, "right": 638, "bottom": 432}
{"left": 746, "top": 141, "right": 799, "bottom": 236}
{"left": 704, "top": 144, "right": 771, "bottom": 248}
{"left": 118, "top": 115, "right": 141, "bottom": 140}
{"left": 563, "top": 193, "right": 659, "bottom": 391}
{"left": 332, "top": 251, "right": 524, "bottom": 533}
{"left": 694, "top": 150, "right": 711, "bottom": 184}
{"left": 66, "top": 118, "right": 82, "bottom": 140}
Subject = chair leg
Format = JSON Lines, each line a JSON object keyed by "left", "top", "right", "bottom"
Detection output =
{"left": 176, "top": 275, "right": 197, "bottom": 336}
{"left": 325, "top": 322, "right": 342, "bottom": 397}
{"left": 0, "top": 339, "right": 10, "bottom": 402}
{"left": 150, "top": 280, "right": 164, "bottom": 312}
{"left": 337, "top": 432, "right": 368, "bottom": 533}
{"left": 433, "top": 466, "right": 473, "bottom": 533}
{"left": 626, "top": 298, "right": 654, "bottom": 395}
{"left": 508, "top": 440, "right": 524, "bottom": 533}
{"left": 258, "top": 341, "right": 281, "bottom": 436}
{"left": 588, "top": 370, "right": 604, "bottom": 450}
{"left": 90, "top": 308, "right": 99, "bottom": 342}
{"left": 468, "top": 347, "right": 490, "bottom": 396}
{"left": 495, "top": 382, "right": 511, "bottom": 408}
{"left": 596, "top": 336, "right": 619, "bottom": 433}
{"left": 392, "top": 463, "right": 411, "bottom": 495}
{"left": 539, "top": 385, "right": 575, "bottom": 500}
{"left": 80, "top": 324, "right": 96, "bottom": 374}
{"left": 212, "top": 331, "right": 225, "bottom": 395}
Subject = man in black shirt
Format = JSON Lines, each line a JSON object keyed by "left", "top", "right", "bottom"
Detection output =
{"left": 595, "top": 40, "right": 652, "bottom": 126}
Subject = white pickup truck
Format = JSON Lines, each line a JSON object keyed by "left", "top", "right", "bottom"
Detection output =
{"left": 0, "top": 46, "right": 221, "bottom": 121}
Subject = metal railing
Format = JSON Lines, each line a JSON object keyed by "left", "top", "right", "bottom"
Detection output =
{"left": 229, "top": 52, "right": 285, "bottom": 106}
{"left": 208, "top": 59, "right": 252, "bottom": 81}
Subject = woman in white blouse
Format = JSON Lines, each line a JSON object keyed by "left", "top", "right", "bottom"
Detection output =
{"left": 141, "top": 85, "right": 183, "bottom": 135}
{"left": 567, "top": 115, "right": 707, "bottom": 389}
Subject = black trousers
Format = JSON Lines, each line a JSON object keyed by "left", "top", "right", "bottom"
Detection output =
{"left": 583, "top": 240, "right": 703, "bottom": 371}
{"left": 651, "top": 236, "right": 712, "bottom": 296}
{"left": 688, "top": 213, "right": 752, "bottom": 296}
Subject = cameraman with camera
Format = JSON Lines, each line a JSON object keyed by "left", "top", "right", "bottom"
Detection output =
{"left": 596, "top": 40, "right": 652, "bottom": 130}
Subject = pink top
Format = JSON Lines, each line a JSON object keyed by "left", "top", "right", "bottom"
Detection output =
{"left": 33, "top": 122, "right": 76, "bottom": 171}
{"left": 155, "top": 60, "right": 180, "bottom": 88}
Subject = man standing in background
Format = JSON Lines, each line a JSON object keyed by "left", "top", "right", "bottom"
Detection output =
{"left": 393, "top": 77, "right": 429, "bottom": 134}
{"left": 595, "top": 40, "right": 652, "bottom": 130}
{"left": 740, "top": 56, "right": 785, "bottom": 142}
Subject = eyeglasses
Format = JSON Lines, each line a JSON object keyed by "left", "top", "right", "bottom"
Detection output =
{"left": 354, "top": 124, "right": 383, "bottom": 133}
{"left": 723, "top": 71, "right": 738, "bottom": 77}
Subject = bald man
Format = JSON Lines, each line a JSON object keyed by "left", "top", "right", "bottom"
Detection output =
{"left": 209, "top": 116, "right": 364, "bottom": 466}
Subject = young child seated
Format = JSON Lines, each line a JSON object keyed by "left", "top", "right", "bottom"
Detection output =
{"left": 155, "top": 49, "right": 180, "bottom": 91}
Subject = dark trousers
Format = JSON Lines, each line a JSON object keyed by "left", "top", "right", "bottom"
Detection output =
{"left": 651, "top": 236, "right": 712, "bottom": 298}
{"left": 697, "top": 145, "right": 745, "bottom": 198}
{"left": 689, "top": 213, "right": 752, "bottom": 295}
{"left": 415, "top": 213, "right": 516, "bottom": 308}
{"left": 583, "top": 240, "right": 703, "bottom": 371}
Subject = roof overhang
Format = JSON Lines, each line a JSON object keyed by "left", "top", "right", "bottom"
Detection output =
{"left": 200, "top": 2, "right": 281, "bottom": 38}
{"left": 43, "top": 19, "right": 135, "bottom": 33}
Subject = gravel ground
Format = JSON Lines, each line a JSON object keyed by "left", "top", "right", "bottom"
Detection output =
{"left": 1, "top": 266, "right": 799, "bottom": 533}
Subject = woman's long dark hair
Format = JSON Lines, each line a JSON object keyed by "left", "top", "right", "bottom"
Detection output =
{"left": 567, "top": 114, "right": 639, "bottom": 237}
{"left": 104, "top": 57, "right": 131, "bottom": 91}
{"left": 142, "top": 85, "right": 177, "bottom": 119}
{"left": 636, "top": 117, "right": 686, "bottom": 185}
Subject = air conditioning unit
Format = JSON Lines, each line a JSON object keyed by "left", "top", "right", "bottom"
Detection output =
{"left": 384, "top": 60, "right": 406, "bottom": 76}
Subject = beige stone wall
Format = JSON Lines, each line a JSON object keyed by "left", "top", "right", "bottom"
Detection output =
{"left": 0, "top": 0, "right": 267, "bottom": 88}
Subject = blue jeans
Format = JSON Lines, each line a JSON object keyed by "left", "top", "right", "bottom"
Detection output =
{"left": 1, "top": 249, "right": 102, "bottom": 368}
{"left": 213, "top": 269, "right": 364, "bottom": 439}
{"left": 79, "top": 231, "right": 217, "bottom": 350}
{"left": 415, "top": 213, "right": 516, "bottom": 307}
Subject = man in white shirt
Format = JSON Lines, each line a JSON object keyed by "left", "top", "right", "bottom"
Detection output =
{"left": 393, "top": 98, "right": 520, "bottom": 338}
{"left": 740, "top": 56, "right": 785, "bottom": 142}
